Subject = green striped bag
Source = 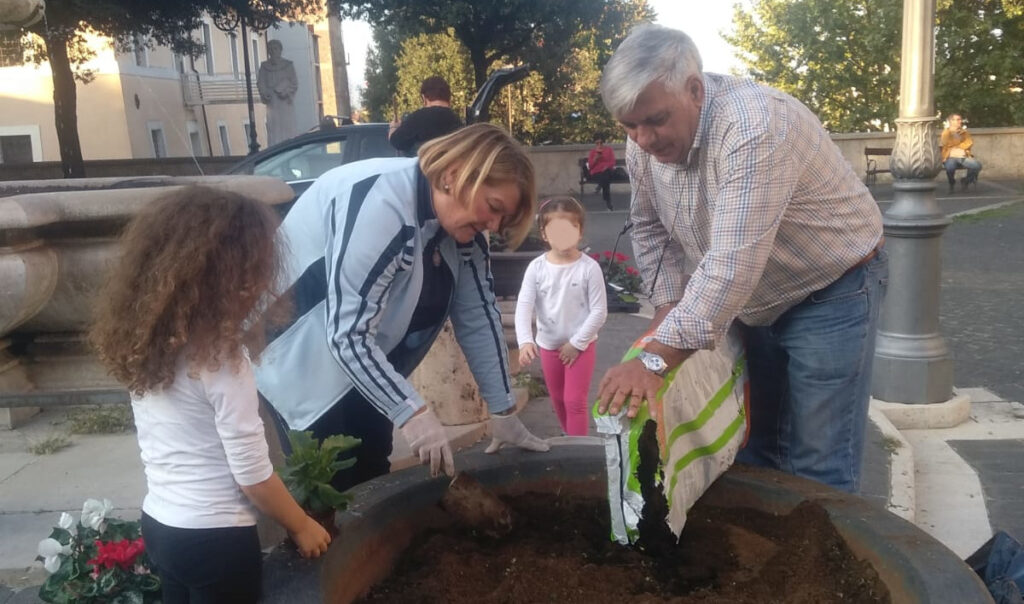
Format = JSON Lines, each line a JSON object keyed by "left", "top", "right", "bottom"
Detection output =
{"left": 594, "top": 325, "right": 748, "bottom": 544}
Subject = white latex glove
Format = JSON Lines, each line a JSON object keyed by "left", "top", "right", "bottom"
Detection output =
{"left": 399, "top": 408, "right": 455, "bottom": 477}
{"left": 485, "top": 413, "right": 551, "bottom": 454}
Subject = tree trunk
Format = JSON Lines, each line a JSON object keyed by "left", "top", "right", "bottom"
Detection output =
{"left": 327, "top": 11, "right": 352, "bottom": 118}
{"left": 45, "top": 33, "right": 85, "bottom": 178}
{"left": 469, "top": 45, "right": 488, "bottom": 90}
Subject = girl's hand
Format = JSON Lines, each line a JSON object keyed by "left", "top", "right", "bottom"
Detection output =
{"left": 291, "top": 516, "right": 331, "bottom": 559}
{"left": 559, "top": 343, "right": 581, "bottom": 366}
{"left": 519, "top": 343, "right": 538, "bottom": 367}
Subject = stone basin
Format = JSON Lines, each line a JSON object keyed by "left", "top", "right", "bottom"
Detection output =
{"left": 261, "top": 443, "right": 993, "bottom": 603}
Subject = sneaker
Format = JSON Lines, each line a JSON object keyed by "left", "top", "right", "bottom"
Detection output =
{"left": 594, "top": 185, "right": 601, "bottom": 194}
{"left": 606, "top": 201, "right": 614, "bottom": 211}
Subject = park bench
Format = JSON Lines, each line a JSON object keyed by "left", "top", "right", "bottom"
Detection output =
{"left": 578, "top": 157, "right": 629, "bottom": 197}
{"left": 864, "top": 145, "right": 973, "bottom": 188}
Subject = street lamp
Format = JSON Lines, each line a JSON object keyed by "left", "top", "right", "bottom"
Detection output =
{"left": 213, "top": 9, "right": 275, "bottom": 155}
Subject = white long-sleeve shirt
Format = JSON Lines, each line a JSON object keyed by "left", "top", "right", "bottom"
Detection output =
{"left": 515, "top": 253, "right": 608, "bottom": 351}
{"left": 132, "top": 356, "right": 273, "bottom": 529}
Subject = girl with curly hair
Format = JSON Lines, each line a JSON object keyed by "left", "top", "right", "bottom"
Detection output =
{"left": 90, "top": 186, "right": 330, "bottom": 603}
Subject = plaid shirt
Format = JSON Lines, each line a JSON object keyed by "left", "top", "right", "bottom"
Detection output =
{"left": 628, "top": 74, "right": 883, "bottom": 351}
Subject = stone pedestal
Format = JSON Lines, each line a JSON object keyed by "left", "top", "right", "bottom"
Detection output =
{"left": 409, "top": 322, "right": 489, "bottom": 426}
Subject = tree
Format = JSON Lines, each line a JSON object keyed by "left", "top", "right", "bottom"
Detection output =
{"left": 359, "top": 0, "right": 654, "bottom": 143}
{"left": 13, "top": 0, "right": 319, "bottom": 177}
{"left": 727, "top": 0, "right": 1024, "bottom": 132}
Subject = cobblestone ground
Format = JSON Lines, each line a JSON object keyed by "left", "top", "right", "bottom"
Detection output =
{"left": 940, "top": 202, "right": 1024, "bottom": 402}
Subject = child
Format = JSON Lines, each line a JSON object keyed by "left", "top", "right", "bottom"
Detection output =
{"left": 515, "top": 196, "right": 608, "bottom": 436}
{"left": 90, "top": 186, "right": 330, "bottom": 603}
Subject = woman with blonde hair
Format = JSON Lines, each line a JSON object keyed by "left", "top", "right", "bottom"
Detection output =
{"left": 255, "top": 123, "right": 550, "bottom": 493}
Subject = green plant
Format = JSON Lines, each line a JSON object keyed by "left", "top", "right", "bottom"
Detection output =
{"left": 278, "top": 431, "right": 361, "bottom": 516}
{"left": 29, "top": 434, "right": 72, "bottom": 455}
{"left": 513, "top": 372, "right": 548, "bottom": 399}
{"left": 66, "top": 405, "right": 135, "bottom": 435}
{"left": 36, "top": 499, "right": 160, "bottom": 603}
{"left": 591, "top": 251, "right": 644, "bottom": 293}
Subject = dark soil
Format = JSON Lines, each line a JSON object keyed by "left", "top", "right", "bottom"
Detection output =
{"left": 359, "top": 492, "right": 891, "bottom": 604}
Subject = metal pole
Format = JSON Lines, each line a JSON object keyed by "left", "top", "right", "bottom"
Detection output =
{"left": 871, "top": 0, "right": 953, "bottom": 404}
{"left": 240, "top": 19, "right": 260, "bottom": 155}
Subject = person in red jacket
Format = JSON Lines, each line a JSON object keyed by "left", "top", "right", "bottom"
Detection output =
{"left": 587, "top": 133, "right": 617, "bottom": 211}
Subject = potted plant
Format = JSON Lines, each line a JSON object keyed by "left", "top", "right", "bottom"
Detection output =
{"left": 278, "top": 430, "right": 361, "bottom": 536}
{"left": 591, "top": 251, "right": 643, "bottom": 313}
{"left": 36, "top": 499, "right": 161, "bottom": 603}
{"left": 488, "top": 232, "right": 545, "bottom": 298}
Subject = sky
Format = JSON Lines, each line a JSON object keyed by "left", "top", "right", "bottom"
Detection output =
{"left": 340, "top": 0, "right": 745, "bottom": 108}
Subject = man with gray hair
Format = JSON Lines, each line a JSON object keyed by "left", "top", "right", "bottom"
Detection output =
{"left": 594, "top": 24, "right": 887, "bottom": 493}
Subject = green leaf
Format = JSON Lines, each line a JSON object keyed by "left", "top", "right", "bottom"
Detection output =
{"left": 137, "top": 573, "right": 161, "bottom": 592}
{"left": 99, "top": 568, "right": 120, "bottom": 594}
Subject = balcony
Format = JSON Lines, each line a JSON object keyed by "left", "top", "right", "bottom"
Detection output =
{"left": 180, "top": 72, "right": 259, "bottom": 106}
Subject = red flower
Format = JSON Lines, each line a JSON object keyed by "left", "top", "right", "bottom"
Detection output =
{"left": 626, "top": 267, "right": 638, "bottom": 275}
{"left": 603, "top": 250, "right": 613, "bottom": 258}
{"left": 590, "top": 253, "right": 599, "bottom": 260}
{"left": 614, "top": 252, "right": 627, "bottom": 263}
{"left": 88, "top": 538, "right": 146, "bottom": 571}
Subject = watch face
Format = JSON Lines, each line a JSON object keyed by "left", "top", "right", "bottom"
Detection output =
{"left": 641, "top": 352, "right": 666, "bottom": 373}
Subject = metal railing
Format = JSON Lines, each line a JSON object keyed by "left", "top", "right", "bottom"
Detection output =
{"left": 180, "top": 72, "right": 259, "bottom": 106}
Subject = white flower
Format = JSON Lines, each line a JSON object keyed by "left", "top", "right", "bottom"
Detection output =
{"left": 37, "top": 538, "right": 70, "bottom": 574}
{"left": 58, "top": 512, "right": 74, "bottom": 531}
{"left": 81, "top": 498, "right": 113, "bottom": 531}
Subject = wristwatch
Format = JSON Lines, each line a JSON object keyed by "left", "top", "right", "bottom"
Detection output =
{"left": 637, "top": 350, "right": 668, "bottom": 377}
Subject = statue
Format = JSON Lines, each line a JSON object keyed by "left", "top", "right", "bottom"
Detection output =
{"left": 257, "top": 39, "right": 299, "bottom": 146}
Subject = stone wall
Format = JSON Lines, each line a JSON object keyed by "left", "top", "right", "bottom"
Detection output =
{"left": 0, "top": 157, "right": 240, "bottom": 182}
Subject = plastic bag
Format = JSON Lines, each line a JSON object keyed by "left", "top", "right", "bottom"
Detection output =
{"left": 594, "top": 325, "right": 749, "bottom": 545}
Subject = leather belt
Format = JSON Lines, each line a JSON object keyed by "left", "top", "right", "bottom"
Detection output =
{"left": 847, "top": 237, "right": 885, "bottom": 274}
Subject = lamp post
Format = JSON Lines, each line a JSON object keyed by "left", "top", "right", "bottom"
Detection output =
{"left": 214, "top": 8, "right": 274, "bottom": 156}
{"left": 871, "top": 0, "right": 954, "bottom": 405}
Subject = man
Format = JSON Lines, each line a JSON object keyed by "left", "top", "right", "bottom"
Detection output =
{"left": 587, "top": 133, "right": 617, "bottom": 211}
{"left": 940, "top": 113, "right": 982, "bottom": 192}
{"left": 595, "top": 25, "right": 887, "bottom": 493}
{"left": 389, "top": 76, "right": 463, "bottom": 156}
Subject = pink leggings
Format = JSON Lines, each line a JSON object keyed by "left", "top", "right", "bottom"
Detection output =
{"left": 539, "top": 343, "right": 597, "bottom": 436}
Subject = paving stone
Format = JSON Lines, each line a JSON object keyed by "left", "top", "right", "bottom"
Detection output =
{"left": 948, "top": 439, "right": 1024, "bottom": 543}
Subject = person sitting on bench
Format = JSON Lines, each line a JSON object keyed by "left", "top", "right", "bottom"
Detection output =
{"left": 587, "top": 133, "right": 617, "bottom": 211}
{"left": 941, "top": 113, "right": 982, "bottom": 192}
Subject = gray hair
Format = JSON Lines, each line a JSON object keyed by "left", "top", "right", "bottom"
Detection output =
{"left": 600, "top": 24, "right": 703, "bottom": 119}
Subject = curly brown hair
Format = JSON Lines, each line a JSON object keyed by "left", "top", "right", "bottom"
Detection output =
{"left": 90, "top": 185, "right": 287, "bottom": 396}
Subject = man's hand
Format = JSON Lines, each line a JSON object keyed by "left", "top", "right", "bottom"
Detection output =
{"left": 596, "top": 359, "right": 665, "bottom": 418}
{"left": 558, "top": 343, "right": 580, "bottom": 366}
{"left": 399, "top": 408, "right": 455, "bottom": 477}
{"left": 518, "top": 343, "right": 538, "bottom": 367}
{"left": 485, "top": 413, "right": 550, "bottom": 453}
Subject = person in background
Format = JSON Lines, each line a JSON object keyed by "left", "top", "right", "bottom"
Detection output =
{"left": 940, "top": 113, "right": 982, "bottom": 192}
{"left": 595, "top": 24, "right": 887, "bottom": 494}
{"left": 587, "top": 134, "right": 617, "bottom": 211}
{"left": 389, "top": 76, "right": 463, "bottom": 156}
{"left": 91, "top": 186, "right": 330, "bottom": 603}
{"left": 515, "top": 196, "right": 608, "bottom": 436}
{"left": 255, "top": 123, "right": 550, "bottom": 494}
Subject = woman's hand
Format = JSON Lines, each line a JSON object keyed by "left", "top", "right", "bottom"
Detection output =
{"left": 559, "top": 343, "right": 581, "bottom": 366}
{"left": 518, "top": 343, "right": 538, "bottom": 367}
{"left": 290, "top": 516, "right": 331, "bottom": 559}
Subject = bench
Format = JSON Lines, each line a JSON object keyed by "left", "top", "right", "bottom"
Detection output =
{"left": 864, "top": 146, "right": 972, "bottom": 188}
{"left": 579, "top": 157, "right": 629, "bottom": 197}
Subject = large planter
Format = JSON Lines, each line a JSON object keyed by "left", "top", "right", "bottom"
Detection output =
{"left": 489, "top": 250, "right": 537, "bottom": 298}
{"left": 261, "top": 444, "right": 992, "bottom": 603}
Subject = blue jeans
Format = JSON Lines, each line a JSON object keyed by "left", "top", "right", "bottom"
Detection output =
{"left": 944, "top": 157, "right": 982, "bottom": 184}
{"left": 735, "top": 250, "right": 888, "bottom": 492}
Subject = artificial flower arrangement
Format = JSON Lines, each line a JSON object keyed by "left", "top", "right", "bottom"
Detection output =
{"left": 36, "top": 498, "right": 160, "bottom": 604}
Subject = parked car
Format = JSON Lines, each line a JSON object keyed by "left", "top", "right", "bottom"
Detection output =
{"left": 227, "top": 122, "right": 395, "bottom": 199}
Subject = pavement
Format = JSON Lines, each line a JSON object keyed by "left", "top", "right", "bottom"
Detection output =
{"left": 2, "top": 177, "right": 1023, "bottom": 602}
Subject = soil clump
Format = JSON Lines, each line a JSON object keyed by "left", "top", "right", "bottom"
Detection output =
{"left": 360, "top": 491, "right": 891, "bottom": 603}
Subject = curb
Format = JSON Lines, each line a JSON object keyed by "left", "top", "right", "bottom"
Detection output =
{"left": 868, "top": 404, "right": 915, "bottom": 522}
{"left": 873, "top": 393, "right": 972, "bottom": 430}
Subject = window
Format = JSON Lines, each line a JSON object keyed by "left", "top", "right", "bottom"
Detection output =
{"left": 201, "top": 23, "right": 214, "bottom": 73}
{"left": 0, "top": 31, "right": 26, "bottom": 68}
{"left": 241, "top": 121, "right": 254, "bottom": 150}
{"left": 187, "top": 121, "right": 203, "bottom": 156}
{"left": 251, "top": 37, "right": 261, "bottom": 71}
{"left": 218, "top": 123, "right": 231, "bottom": 156}
{"left": 173, "top": 52, "right": 185, "bottom": 73}
{"left": 228, "top": 32, "right": 239, "bottom": 78}
{"left": 149, "top": 125, "right": 167, "bottom": 158}
{"left": 0, "top": 135, "right": 33, "bottom": 164}
{"left": 251, "top": 138, "right": 347, "bottom": 182}
{"left": 133, "top": 34, "right": 148, "bottom": 67}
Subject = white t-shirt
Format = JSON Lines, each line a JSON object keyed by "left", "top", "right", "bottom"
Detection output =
{"left": 132, "top": 356, "right": 274, "bottom": 529}
{"left": 514, "top": 253, "right": 608, "bottom": 351}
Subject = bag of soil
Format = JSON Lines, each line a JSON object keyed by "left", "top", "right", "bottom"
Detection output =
{"left": 594, "top": 324, "right": 748, "bottom": 546}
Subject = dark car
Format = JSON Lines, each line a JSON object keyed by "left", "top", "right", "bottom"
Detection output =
{"left": 227, "top": 122, "right": 396, "bottom": 198}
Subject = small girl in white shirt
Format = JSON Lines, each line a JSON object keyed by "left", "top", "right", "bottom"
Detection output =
{"left": 90, "top": 186, "right": 330, "bottom": 603}
{"left": 515, "top": 196, "right": 608, "bottom": 436}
